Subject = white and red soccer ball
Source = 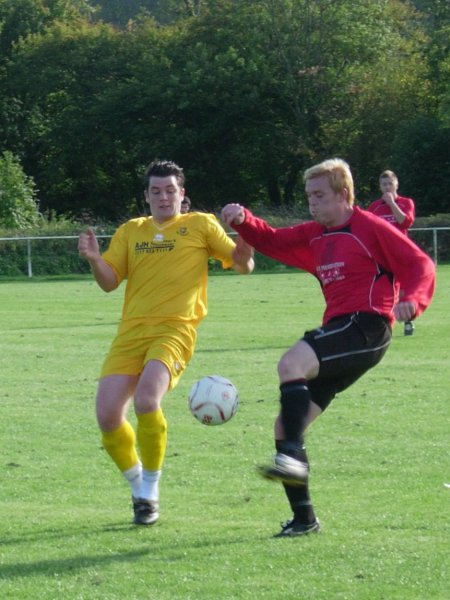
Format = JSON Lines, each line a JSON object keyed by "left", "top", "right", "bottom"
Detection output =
{"left": 188, "top": 375, "right": 239, "bottom": 426}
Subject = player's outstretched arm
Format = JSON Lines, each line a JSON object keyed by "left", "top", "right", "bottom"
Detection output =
{"left": 232, "top": 235, "right": 254, "bottom": 274}
{"left": 78, "top": 228, "right": 118, "bottom": 292}
{"left": 220, "top": 205, "right": 253, "bottom": 273}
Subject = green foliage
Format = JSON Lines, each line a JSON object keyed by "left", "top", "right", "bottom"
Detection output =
{"left": 0, "top": 19, "right": 147, "bottom": 219}
{"left": 92, "top": 0, "right": 207, "bottom": 25}
{"left": 0, "top": 0, "right": 448, "bottom": 219}
{"left": 93, "top": 0, "right": 192, "bottom": 25}
{"left": 0, "top": 204, "right": 448, "bottom": 279}
{"left": 415, "top": 213, "right": 450, "bottom": 227}
{"left": 390, "top": 116, "right": 450, "bottom": 215}
{"left": 0, "top": 211, "right": 116, "bottom": 276}
{"left": 409, "top": 213, "right": 450, "bottom": 263}
{"left": 93, "top": 0, "right": 154, "bottom": 25}
{"left": 0, "top": 0, "right": 92, "bottom": 60}
{"left": 0, "top": 151, "right": 39, "bottom": 229}
{"left": 0, "top": 235, "right": 89, "bottom": 278}
{"left": 439, "top": 54, "right": 450, "bottom": 126}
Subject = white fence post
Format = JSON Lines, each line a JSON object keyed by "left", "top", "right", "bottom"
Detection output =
{"left": 27, "top": 239, "right": 33, "bottom": 278}
{"left": 433, "top": 229, "right": 438, "bottom": 264}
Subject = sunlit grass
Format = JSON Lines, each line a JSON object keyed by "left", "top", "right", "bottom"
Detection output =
{"left": 0, "top": 268, "right": 448, "bottom": 599}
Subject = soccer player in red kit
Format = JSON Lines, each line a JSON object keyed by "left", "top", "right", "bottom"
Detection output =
{"left": 367, "top": 170, "right": 416, "bottom": 334}
{"left": 221, "top": 158, "right": 435, "bottom": 537}
{"left": 367, "top": 170, "right": 415, "bottom": 235}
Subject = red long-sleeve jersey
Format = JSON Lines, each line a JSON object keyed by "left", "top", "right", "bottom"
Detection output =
{"left": 233, "top": 206, "right": 435, "bottom": 326}
{"left": 366, "top": 195, "right": 415, "bottom": 234}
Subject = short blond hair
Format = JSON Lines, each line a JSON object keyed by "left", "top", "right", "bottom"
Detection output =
{"left": 304, "top": 158, "right": 355, "bottom": 205}
{"left": 379, "top": 169, "right": 398, "bottom": 182}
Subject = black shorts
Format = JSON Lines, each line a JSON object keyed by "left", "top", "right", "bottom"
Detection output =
{"left": 303, "top": 312, "right": 392, "bottom": 411}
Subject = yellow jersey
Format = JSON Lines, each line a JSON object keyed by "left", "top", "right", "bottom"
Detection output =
{"left": 102, "top": 212, "right": 235, "bottom": 325}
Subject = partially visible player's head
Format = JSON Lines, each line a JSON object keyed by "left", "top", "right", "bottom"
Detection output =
{"left": 304, "top": 158, "right": 354, "bottom": 206}
{"left": 180, "top": 196, "right": 191, "bottom": 214}
{"left": 379, "top": 170, "right": 399, "bottom": 195}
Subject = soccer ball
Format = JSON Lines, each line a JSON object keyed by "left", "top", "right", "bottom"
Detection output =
{"left": 188, "top": 375, "right": 239, "bottom": 426}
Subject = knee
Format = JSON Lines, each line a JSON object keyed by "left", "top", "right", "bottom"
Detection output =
{"left": 278, "top": 342, "right": 320, "bottom": 382}
{"left": 134, "top": 362, "right": 170, "bottom": 413}
{"left": 278, "top": 350, "right": 305, "bottom": 381}
{"left": 134, "top": 388, "right": 162, "bottom": 414}
{"left": 95, "top": 374, "right": 137, "bottom": 432}
{"left": 96, "top": 393, "right": 127, "bottom": 432}
{"left": 96, "top": 405, "right": 122, "bottom": 432}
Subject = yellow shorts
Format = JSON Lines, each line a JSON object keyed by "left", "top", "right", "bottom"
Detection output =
{"left": 100, "top": 319, "right": 197, "bottom": 389}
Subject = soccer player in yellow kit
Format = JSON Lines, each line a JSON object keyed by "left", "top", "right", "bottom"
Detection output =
{"left": 78, "top": 160, "right": 254, "bottom": 525}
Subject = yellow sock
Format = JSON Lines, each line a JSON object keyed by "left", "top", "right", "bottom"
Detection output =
{"left": 101, "top": 421, "right": 140, "bottom": 472}
{"left": 137, "top": 409, "right": 168, "bottom": 471}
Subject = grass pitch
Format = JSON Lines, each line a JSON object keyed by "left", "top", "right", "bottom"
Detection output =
{"left": 0, "top": 267, "right": 449, "bottom": 599}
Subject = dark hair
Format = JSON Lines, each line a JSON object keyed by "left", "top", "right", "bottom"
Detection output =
{"left": 143, "top": 159, "right": 185, "bottom": 189}
{"left": 181, "top": 196, "right": 191, "bottom": 206}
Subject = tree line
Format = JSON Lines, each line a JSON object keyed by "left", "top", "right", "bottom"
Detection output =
{"left": 0, "top": 0, "right": 448, "bottom": 226}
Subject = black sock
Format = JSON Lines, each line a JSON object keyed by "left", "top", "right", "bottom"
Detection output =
{"left": 282, "top": 482, "right": 316, "bottom": 524}
{"left": 276, "top": 440, "right": 315, "bottom": 525}
{"left": 278, "top": 379, "right": 311, "bottom": 456}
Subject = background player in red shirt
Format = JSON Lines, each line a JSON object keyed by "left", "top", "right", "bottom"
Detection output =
{"left": 367, "top": 170, "right": 415, "bottom": 234}
{"left": 221, "top": 158, "right": 435, "bottom": 537}
{"left": 367, "top": 170, "right": 416, "bottom": 334}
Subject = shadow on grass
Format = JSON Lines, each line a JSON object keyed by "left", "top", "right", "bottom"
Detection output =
{"left": 0, "top": 522, "right": 137, "bottom": 548}
{"left": 0, "top": 547, "right": 152, "bottom": 580}
{"left": 0, "top": 522, "right": 259, "bottom": 579}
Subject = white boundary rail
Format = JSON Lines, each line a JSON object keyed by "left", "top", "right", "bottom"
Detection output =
{"left": 0, "top": 234, "right": 112, "bottom": 278}
{"left": 0, "top": 228, "right": 448, "bottom": 278}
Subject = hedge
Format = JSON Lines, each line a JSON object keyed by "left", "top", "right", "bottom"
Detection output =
{"left": 0, "top": 213, "right": 448, "bottom": 278}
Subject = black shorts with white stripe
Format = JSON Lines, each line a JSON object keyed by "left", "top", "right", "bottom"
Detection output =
{"left": 303, "top": 312, "right": 392, "bottom": 411}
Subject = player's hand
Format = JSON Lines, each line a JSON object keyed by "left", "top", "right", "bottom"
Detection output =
{"left": 393, "top": 301, "right": 416, "bottom": 322}
{"left": 78, "top": 228, "right": 101, "bottom": 261}
{"left": 382, "top": 192, "right": 396, "bottom": 206}
{"left": 221, "top": 203, "right": 245, "bottom": 226}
